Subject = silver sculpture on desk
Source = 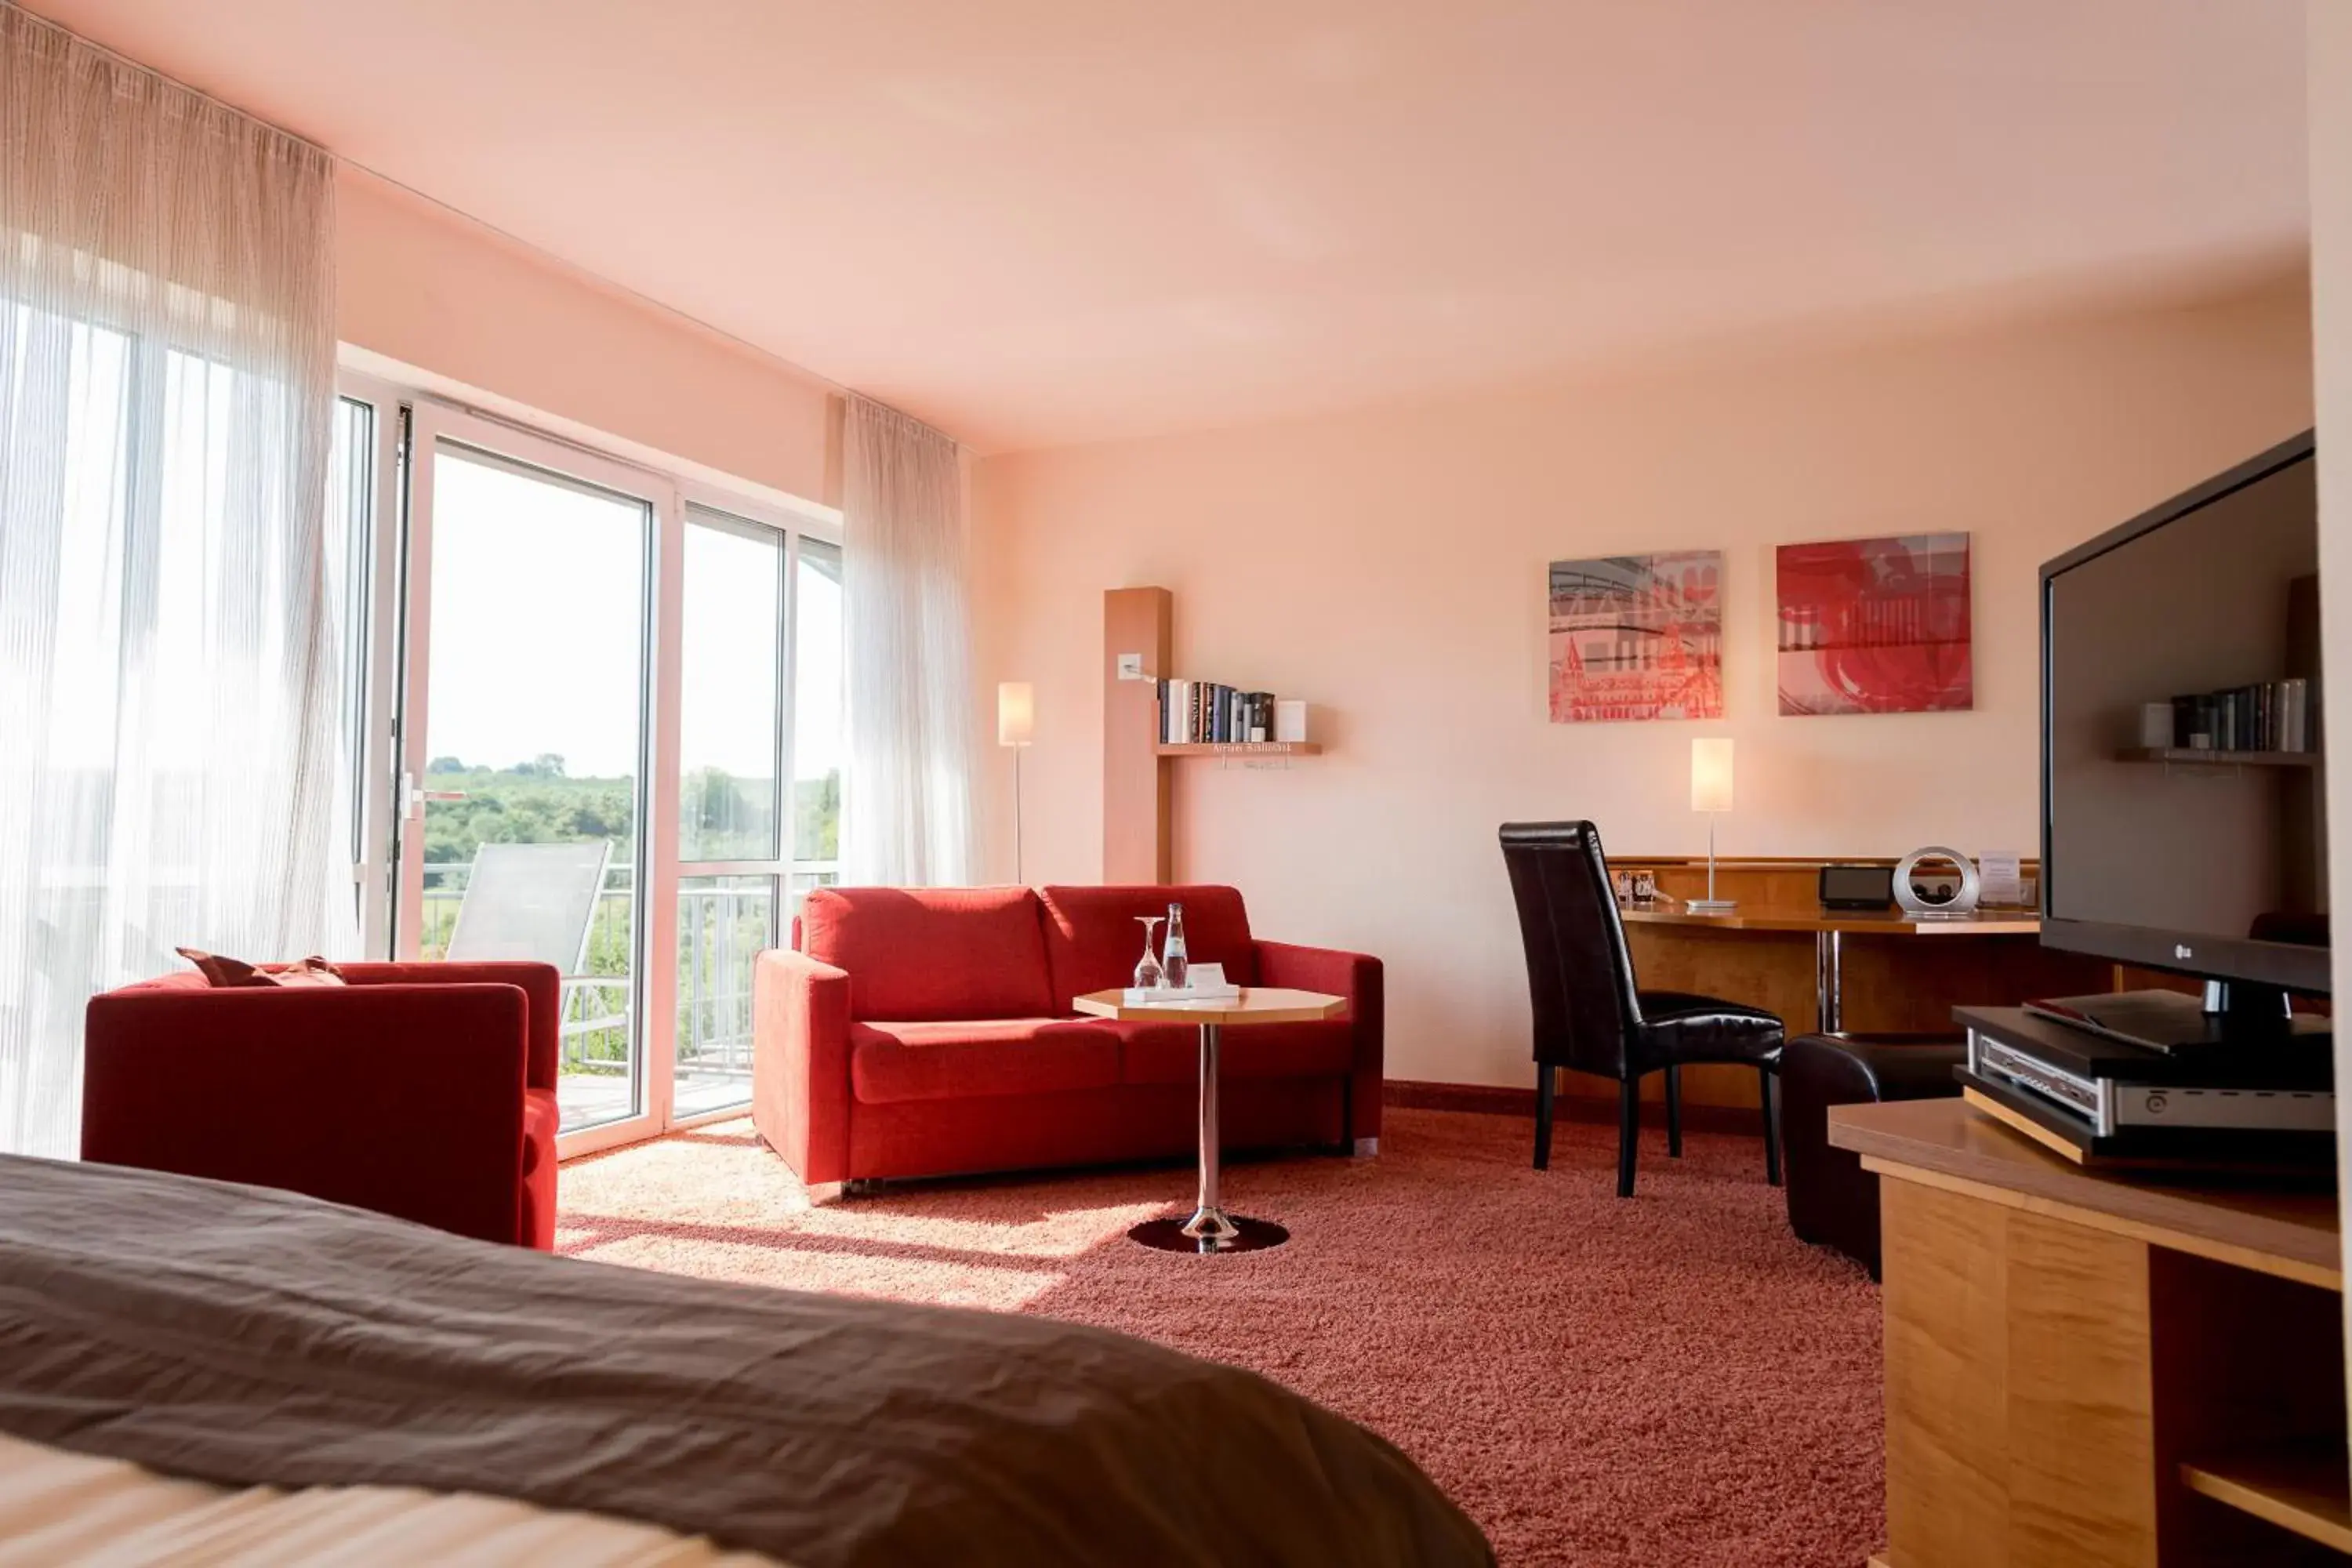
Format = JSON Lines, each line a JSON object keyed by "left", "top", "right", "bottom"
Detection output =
{"left": 1893, "top": 846, "right": 1981, "bottom": 918}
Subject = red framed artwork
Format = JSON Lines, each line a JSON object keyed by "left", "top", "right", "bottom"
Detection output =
{"left": 1776, "top": 532, "right": 1972, "bottom": 716}
{"left": 1548, "top": 551, "right": 1724, "bottom": 723}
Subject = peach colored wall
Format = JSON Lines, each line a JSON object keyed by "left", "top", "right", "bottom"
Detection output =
{"left": 971, "top": 278, "right": 2314, "bottom": 1089}
{"left": 336, "top": 169, "right": 836, "bottom": 506}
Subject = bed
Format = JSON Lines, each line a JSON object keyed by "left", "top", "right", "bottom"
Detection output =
{"left": 0, "top": 1155, "right": 1490, "bottom": 1566}
{"left": 0, "top": 1430, "right": 775, "bottom": 1566}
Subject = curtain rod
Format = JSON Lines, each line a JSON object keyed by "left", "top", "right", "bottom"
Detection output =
{"left": 4, "top": 0, "right": 970, "bottom": 456}
{"left": 354, "top": 157, "right": 967, "bottom": 453}
{"left": 2, "top": 1, "right": 326, "bottom": 158}
{"left": 346, "top": 164, "right": 869, "bottom": 400}
{"left": 343, "top": 164, "right": 968, "bottom": 455}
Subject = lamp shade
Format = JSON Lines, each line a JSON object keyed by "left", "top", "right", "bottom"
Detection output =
{"left": 997, "top": 681, "right": 1035, "bottom": 746}
{"left": 1690, "top": 738, "right": 1734, "bottom": 814}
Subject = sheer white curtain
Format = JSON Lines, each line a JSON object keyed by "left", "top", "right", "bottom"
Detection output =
{"left": 840, "top": 394, "right": 974, "bottom": 886}
{"left": 0, "top": 7, "right": 343, "bottom": 1156}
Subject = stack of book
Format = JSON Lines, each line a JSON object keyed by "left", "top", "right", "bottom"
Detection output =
{"left": 1158, "top": 680, "right": 1276, "bottom": 745}
{"left": 2169, "top": 679, "right": 2314, "bottom": 753}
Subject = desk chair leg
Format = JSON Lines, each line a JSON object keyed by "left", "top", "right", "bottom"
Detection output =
{"left": 1533, "top": 1065, "right": 1555, "bottom": 1171}
{"left": 1617, "top": 1076, "right": 1640, "bottom": 1199}
{"left": 1759, "top": 1065, "right": 1782, "bottom": 1187}
{"left": 1664, "top": 1065, "right": 1683, "bottom": 1157}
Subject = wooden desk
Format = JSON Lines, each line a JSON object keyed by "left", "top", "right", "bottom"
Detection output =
{"left": 1833, "top": 1099, "right": 2347, "bottom": 1566}
{"left": 1619, "top": 902, "right": 2039, "bottom": 1033}
{"left": 1590, "top": 857, "right": 2111, "bottom": 1120}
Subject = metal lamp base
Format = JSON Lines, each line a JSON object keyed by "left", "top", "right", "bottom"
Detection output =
{"left": 1129, "top": 1214, "right": 1289, "bottom": 1254}
{"left": 1688, "top": 814, "right": 1735, "bottom": 913}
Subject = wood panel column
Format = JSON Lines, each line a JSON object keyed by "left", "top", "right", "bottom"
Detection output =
{"left": 1103, "top": 587, "right": 1171, "bottom": 883}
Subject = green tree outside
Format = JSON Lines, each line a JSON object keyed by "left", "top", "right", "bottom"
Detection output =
{"left": 418, "top": 760, "right": 840, "bottom": 1080}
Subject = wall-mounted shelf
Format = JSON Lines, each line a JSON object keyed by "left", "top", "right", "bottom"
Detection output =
{"left": 1105, "top": 586, "right": 1323, "bottom": 881}
{"left": 1156, "top": 742, "right": 1321, "bottom": 758}
{"left": 2116, "top": 748, "right": 2321, "bottom": 768}
{"left": 2180, "top": 1445, "right": 2352, "bottom": 1555}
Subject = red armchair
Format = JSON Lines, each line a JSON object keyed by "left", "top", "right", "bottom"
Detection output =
{"left": 753, "top": 884, "right": 1382, "bottom": 1195}
{"left": 82, "top": 961, "right": 561, "bottom": 1250}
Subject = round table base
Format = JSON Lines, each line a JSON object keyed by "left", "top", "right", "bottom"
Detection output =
{"left": 1128, "top": 1215, "right": 1289, "bottom": 1254}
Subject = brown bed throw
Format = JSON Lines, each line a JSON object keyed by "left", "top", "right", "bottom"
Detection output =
{"left": 0, "top": 1156, "right": 1490, "bottom": 1567}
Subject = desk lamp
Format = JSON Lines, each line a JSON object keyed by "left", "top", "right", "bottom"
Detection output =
{"left": 1689, "top": 737, "right": 1736, "bottom": 913}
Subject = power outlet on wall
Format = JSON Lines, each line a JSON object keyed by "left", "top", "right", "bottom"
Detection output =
{"left": 1116, "top": 652, "right": 1147, "bottom": 681}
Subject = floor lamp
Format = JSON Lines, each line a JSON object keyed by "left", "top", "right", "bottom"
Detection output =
{"left": 998, "top": 682, "right": 1034, "bottom": 884}
{"left": 1689, "top": 737, "right": 1737, "bottom": 913}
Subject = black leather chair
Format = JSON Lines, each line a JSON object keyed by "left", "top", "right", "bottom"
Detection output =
{"left": 1499, "top": 821, "right": 1785, "bottom": 1197}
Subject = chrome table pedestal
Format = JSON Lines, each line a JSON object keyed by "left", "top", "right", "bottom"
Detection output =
{"left": 1128, "top": 1022, "right": 1289, "bottom": 1254}
{"left": 1816, "top": 929, "right": 1843, "bottom": 1033}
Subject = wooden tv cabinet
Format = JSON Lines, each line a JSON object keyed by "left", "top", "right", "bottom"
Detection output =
{"left": 1831, "top": 1098, "right": 2347, "bottom": 1566}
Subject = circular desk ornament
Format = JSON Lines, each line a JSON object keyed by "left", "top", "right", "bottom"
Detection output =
{"left": 1893, "top": 846, "right": 1980, "bottom": 918}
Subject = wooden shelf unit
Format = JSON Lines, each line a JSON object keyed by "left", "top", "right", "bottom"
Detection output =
{"left": 1103, "top": 587, "right": 1174, "bottom": 883}
{"left": 1105, "top": 586, "right": 1319, "bottom": 882}
{"left": 1833, "top": 1098, "right": 2349, "bottom": 1567}
{"left": 2180, "top": 1447, "right": 2352, "bottom": 1556}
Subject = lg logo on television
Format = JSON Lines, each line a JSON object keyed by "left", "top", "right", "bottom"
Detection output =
{"left": 2175, "top": 944, "right": 2194, "bottom": 960}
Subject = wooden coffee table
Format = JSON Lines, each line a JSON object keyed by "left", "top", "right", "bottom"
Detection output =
{"left": 1073, "top": 986, "right": 1345, "bottom": 1254}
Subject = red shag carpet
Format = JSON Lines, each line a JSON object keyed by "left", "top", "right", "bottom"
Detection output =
{"left": 557, "top": 1107, "right": 1882, "bottom": 1567}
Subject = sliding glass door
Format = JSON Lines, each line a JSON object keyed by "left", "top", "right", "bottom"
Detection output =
{"left": 343, "top": 387, "right": 837, "bottom": 1156}
{"left": 673, "top": 505, "right": 785, "bottom": 1120}
{"left": 398, "top": 410, "right": 659, "bottom": 1145}
{"left": 793, "top": 539, "right": 846, "bottom": 910}
{"left": 669, "top": 510, "right": 847, "bottom": 1119}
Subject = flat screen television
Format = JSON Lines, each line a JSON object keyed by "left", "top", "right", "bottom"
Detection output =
{"left": 2038, "top": 430, "right": 2327, "bottom": 1047}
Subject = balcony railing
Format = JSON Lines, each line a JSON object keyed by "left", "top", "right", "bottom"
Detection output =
{"left": 418, "top": 858, "right": 839, "bottom": 1112}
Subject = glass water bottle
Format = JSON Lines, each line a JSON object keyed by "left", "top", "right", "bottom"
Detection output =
{"left": 1162, "top": 902, "right": 1189, "bottom": 989}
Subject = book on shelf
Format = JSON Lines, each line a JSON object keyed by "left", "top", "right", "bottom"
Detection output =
{"left": 2163, "top": 677, "right": 2314, "bottom": 753}
{"left": 1155, "top": 678, "right": 1292, "bottom": 746}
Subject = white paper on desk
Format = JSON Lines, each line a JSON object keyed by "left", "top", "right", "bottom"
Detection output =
{"left": 1978, "top": 851, "right": 2023, "bottom": 907}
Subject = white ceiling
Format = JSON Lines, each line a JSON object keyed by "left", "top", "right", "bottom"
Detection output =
{"left": 22, "top": 0, "right": 2310, "bottom": 453}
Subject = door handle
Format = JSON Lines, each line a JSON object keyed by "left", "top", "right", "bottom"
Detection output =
{"left": 401, "top": 772, "right": 469, "bottom": 820}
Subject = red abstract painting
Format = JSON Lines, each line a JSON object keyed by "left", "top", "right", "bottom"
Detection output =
{"left": 1548, "top": 551, "right": 1724, "bottom": 722}
{"left": 1776, "top": 533, "right": 1972, "bottom": 716}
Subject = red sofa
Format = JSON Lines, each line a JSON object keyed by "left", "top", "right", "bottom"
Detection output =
{"left": 82, "top": 961, "right": 561, "bottom": 1250}
{"left": 753, "top": 884, "right": 1381, "bottom": 1192}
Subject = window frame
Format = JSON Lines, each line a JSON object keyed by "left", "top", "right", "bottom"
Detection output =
{"left": 337, "top": 370, "right": 844, "bottom": 1151}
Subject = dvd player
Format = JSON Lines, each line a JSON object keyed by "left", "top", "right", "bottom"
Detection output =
{"left": 1969, "top": 1032, "right": 2333, "bottom": 1137}
{"left": 1955, "top": 1006, "right": 2335, "bottom": 1163}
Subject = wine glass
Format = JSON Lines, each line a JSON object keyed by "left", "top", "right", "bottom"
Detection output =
{"left": 1132, "top": 916, "right": 1166, "bottom": 989}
